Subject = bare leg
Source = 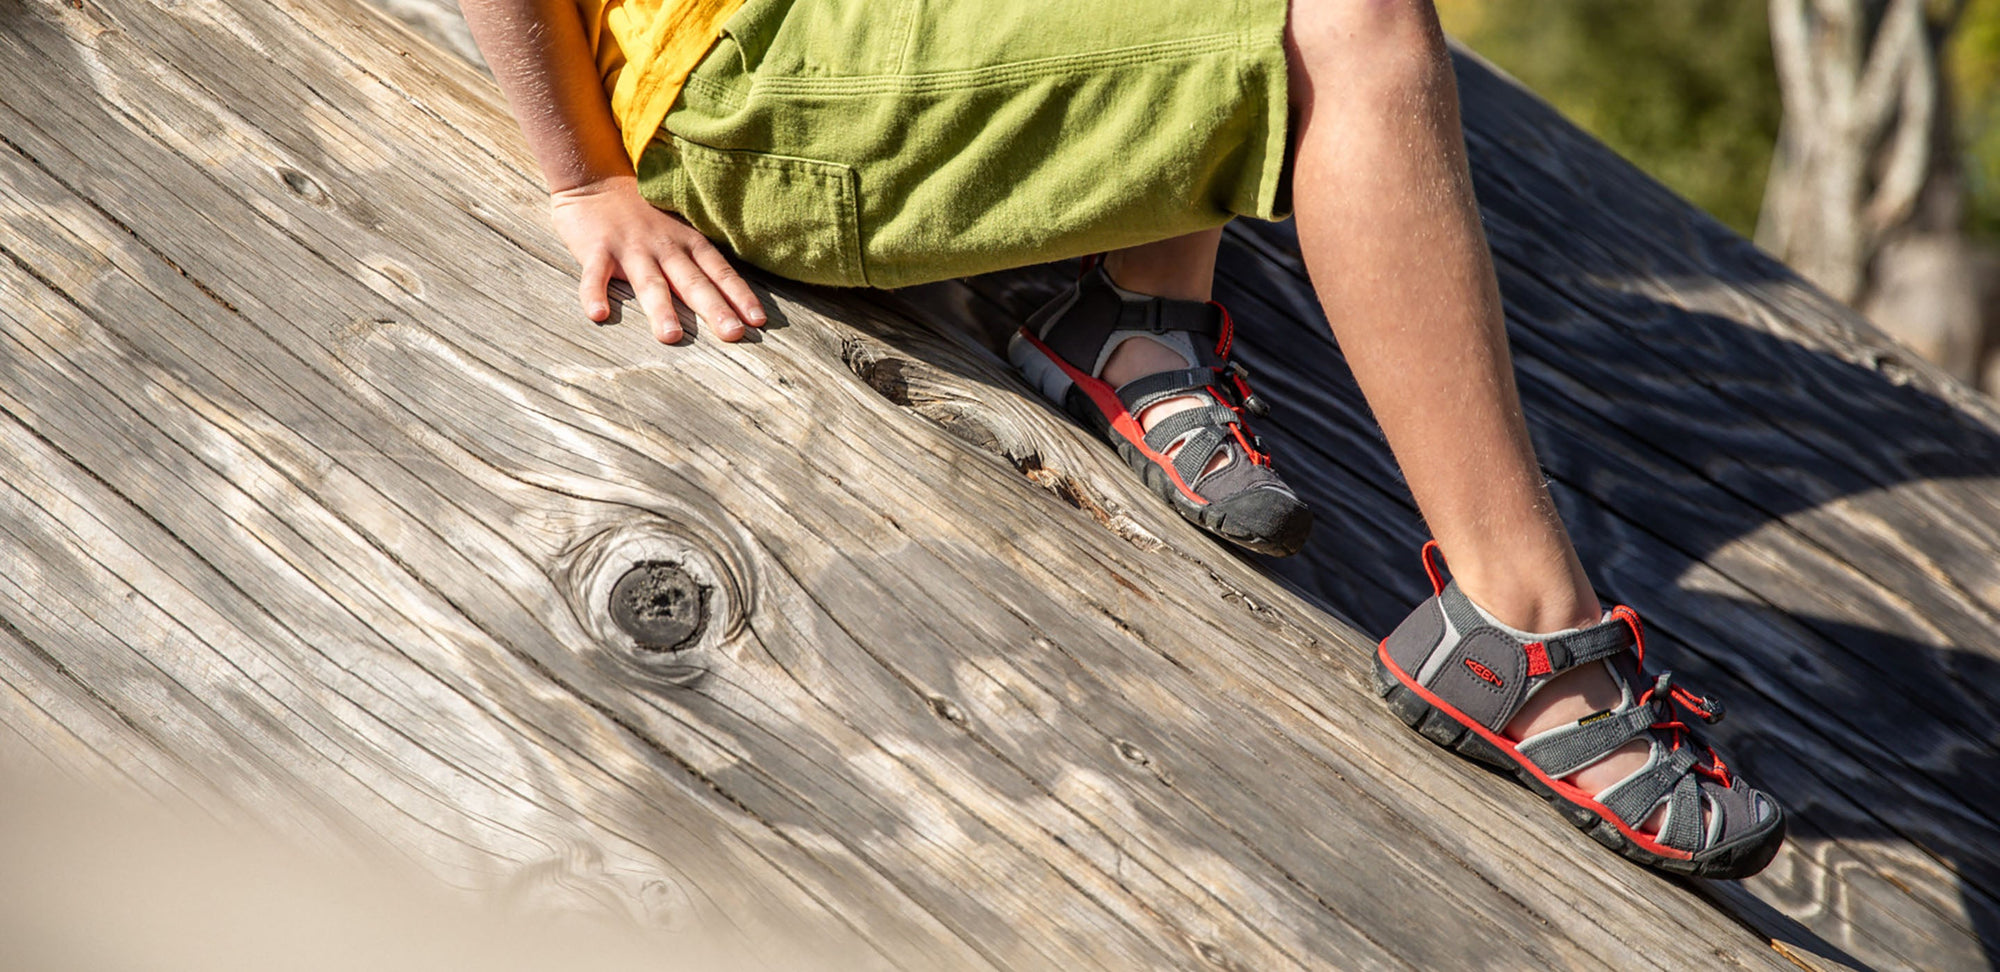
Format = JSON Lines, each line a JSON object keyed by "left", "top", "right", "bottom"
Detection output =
{"left": 1286, "top": 0, "right": 1590, "bottom": 630}
{"left": 1077, "top": 0, "right": 1678, "bottom": 831}
{"left": 1279, "top": 0, "right": 1671, "bottom": 826}
{"left": 1102, "top": 229, "right": 1222, "bottom": 303}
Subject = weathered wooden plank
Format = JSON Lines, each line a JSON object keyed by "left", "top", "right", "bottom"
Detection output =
{"left": 7, "top": 0, "right": 1989, "bottom": 968}
{"left": 0, "top": 1, "right": 1811, "bottom": 969}
{"left": 1326, "top": 62, "right": 2000, "bottom": 968}
{"left": 0, "top": 232, "right": 944, "bottom": 969}
{"left": 921, "top": 51, "right": 2000, "bottom": 970}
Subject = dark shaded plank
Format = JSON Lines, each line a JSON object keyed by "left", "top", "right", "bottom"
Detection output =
{"left": 0, "top": 0, "right": 1798, "bottom": 968}
{"left": 922, "top": 49, "right": 2000, "bottom": 972}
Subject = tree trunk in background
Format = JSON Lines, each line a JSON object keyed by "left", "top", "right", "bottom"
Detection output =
{"left": 1760, "top": 0, "right": 1997, "bottom": 385}
{"left": 1760, "top": 0, "right": 1960, "bottom": 301}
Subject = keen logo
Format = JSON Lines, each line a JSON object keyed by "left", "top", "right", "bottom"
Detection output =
{"left": 1464, "top": 659, "right": 1503, "bottom": 687}
{"left": 1577, "top": 709, "right": 1615, "bottom": 727}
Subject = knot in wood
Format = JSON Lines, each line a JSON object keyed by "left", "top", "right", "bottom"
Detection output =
{"left": 609, "top": 561, "right": 705, "bottom": 651}
{"left": 554, "top": 519, "right": 751, "bottom": 689}
{"left": 276, "top": 166, "right": 330, "bottom": 207}
{"left": 926, "top": 695, "right": 966, "bottom": 725}
{"left": 1193, "top": 940, "right": 1232, "bottom": 969}
{"left": 1114, "top": 739, "right": 1151, "bottom": 767}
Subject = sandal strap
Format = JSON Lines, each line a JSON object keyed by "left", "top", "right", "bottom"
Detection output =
{"left": 1110, "top": 297, "right": 1222, "bottom": 339}
{"left": 1437, "top": 583, "right": 1633, "bottom": 676}
{"left": 1137, "top": 404, "right": 1245, "bottom": 490}
{"left": 1540, "top": 623, "right": 1637, "bottom": 672}
{"left": 1598, "top": 743, "right": 1699, "bottom": 832}
{"left": 1515, "top": 700, "right": 1657, "bottom": 778}
{"left": 1025, "top": 268, "right": 1217, "bottom": 378}
{"left": 1657, "top": 774, "right": 1706, "bottom": 852}
{"left": 1173, "top": 428, "right": 1234, "bottom": 487}
{"left": 1141, "top": 404, "right": 1241, "bottom": 452}
{"left": 1117, "top": 368, "right": 1219, "bottom": 412}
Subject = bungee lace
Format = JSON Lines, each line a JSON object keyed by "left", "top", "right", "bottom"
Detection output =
{"left": 1613, "top": 605, "right": 1732, "bottom": 785}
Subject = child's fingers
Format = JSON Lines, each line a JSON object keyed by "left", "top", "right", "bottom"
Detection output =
{"left": 624, "top": 258, "right": 683, "bottom": 343}
{"left": 577, "top": 252, "right": 614, "bottom": 322}
{"left": 689, "top": 244, "right": 766, "bottom": 327}
{"left": 662, "top": 250, "right": 746, "bottom": 342}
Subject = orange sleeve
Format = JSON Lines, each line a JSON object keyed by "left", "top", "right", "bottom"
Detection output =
{"left": 603, "top": 0, "right": 746, "bottom": 165}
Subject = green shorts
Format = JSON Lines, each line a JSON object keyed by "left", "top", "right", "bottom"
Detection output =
{"left": 636, "top": 0, "right": 1294, "bottom": 289}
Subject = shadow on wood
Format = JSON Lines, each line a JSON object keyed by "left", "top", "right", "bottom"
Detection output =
{"left": 0, "top": 0, "right": 1994, "bottom": 969}
{"left": 887, "top": 53, "right": 2000, "bottom": 972}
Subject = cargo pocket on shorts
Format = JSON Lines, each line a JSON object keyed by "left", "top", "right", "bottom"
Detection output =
{"left": 666, "top": 136, "right": 868, "bottom": 288}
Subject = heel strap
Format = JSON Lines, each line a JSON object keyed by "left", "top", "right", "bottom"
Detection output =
{"left": 1110, "top": 296, "right": 1222, "bottom": 338}
{"left": 1435, "top": 582, "right": 1634, "bottom": 676}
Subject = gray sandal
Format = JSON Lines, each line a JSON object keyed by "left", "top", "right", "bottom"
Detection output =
{"left": 1374, "top": 542, "right": 1786, "bottom": 879}
{"left": 1008, "top": 263, "right": 1313, "bottom": 556}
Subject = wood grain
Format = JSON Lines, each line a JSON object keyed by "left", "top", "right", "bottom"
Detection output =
{"left": 0, "top": 1, "right": 1987, "bottom": 969}
{"left": 918, "top": 50, "right": 2000, "bottom": 972}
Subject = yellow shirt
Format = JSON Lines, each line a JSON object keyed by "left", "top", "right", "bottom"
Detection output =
{"left": 579, "top": 0, "right": 745, "bottom": 165}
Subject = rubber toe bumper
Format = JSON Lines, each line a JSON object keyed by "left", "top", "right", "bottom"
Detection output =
{"left": 1201, "top": 485, "right": 1313, "bottom": 557}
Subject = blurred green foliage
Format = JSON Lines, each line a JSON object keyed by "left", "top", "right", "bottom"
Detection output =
{"left": 1955, "top": 0, "right": 2000, "bottom": 239}
{"left": 1441, "top": 0, "right": 2000, "bottom": 243}
{"left": 1437, "top": 0, "right": 1782, "bottom": 236}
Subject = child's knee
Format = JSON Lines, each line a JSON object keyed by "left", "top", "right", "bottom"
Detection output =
{"left": 1285, "top": 0, "right": 1449, "bottom": 103}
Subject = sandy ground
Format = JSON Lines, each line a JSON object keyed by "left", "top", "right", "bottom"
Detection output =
{"left": 0, "top": 763, "right": 865, "bottom": 972}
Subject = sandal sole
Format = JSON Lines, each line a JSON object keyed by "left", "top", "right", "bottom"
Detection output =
{"left": 1372, "top": 642, "right": 1785, "bottom": 880}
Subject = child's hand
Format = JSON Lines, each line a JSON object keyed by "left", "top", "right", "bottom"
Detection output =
{"left": 550, "top": 175, "right": 767, "bottom": 343}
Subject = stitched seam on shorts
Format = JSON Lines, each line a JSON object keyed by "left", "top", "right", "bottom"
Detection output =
{"left": 673, "top": 139, "right": 868, "bottom": 287}
{"left": 752, "top": 34, "right": 1243, "bottom": 96}
{"left": 682, "top": 71, "right": 744, "bottom": 110}
{"left": 889, "top": 0, "right": 918, "bottom": 74}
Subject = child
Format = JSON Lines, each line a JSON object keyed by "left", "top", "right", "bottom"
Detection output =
{"left": 461, "top": 0, "right": 1785, "bottom": 878}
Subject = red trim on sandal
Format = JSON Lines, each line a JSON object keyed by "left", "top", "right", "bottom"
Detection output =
{"left": 1420, "top": 540, "right": 1447, "bottom": 595}
{"left": 1015, "top": 327, "right": 1210, "bottom": 506}
{"left": 1376, "top": 637, "right": 1696, "bottom": 861}
{"left": 1209, "top": 301, "right": 1235, "bottom": 358}
{"left": 1615, "top": 605, "right": 1732, "bottom": 786}
{"left": 1523, "top": 641, "right": 1552, "bottom": 677}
